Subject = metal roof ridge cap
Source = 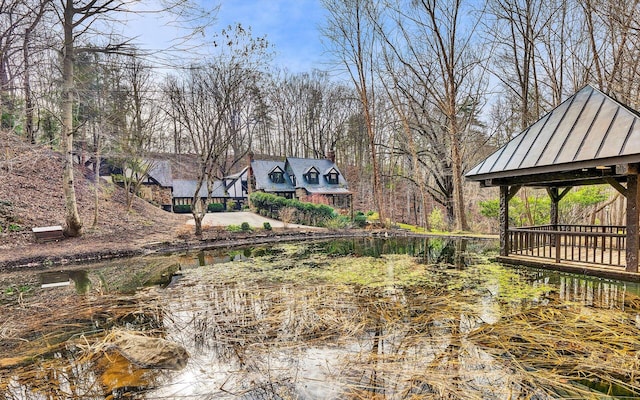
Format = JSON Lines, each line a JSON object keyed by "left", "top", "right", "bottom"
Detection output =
{"left": 552, "top": 87, "right": 594, "bottom": 164}
{"left": 572, "top": 94, "right": 606, "bottom": 161}
{"left": 594, "top": 106, "right": 621, "bottom": 159}
{"left": 514, "top": 112, "right": 553, "bottom": 169}
{"left": 590, "top": 84, "right": 640, "bottom": 119}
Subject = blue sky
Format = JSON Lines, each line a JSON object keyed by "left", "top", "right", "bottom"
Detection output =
{"left": 124, "top": 0, "right": 328, "bottom": 74}
{"left": 217, "top": 0, "right": 328, "bottom": 72}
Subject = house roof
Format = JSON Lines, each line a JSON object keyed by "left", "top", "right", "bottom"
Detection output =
{"left": 172, "top": 179, "right": 227, "bottom": 198}
{"left": 225, "top": 166, "right": 248, "bottom": 181}
{"left": 466, "top": 85, "right": 640, "bottom": 186}
{"left": 147, "top": 160, "right": 173, "bottom": 187}
{"left": 251, "top": 160, "right": 295, "bottom": 192}
{"left": 285, "top": 157, "right": 349, "bottom": 189}
{"left": 305, "top": 187, "right": 352, "bottom": 195}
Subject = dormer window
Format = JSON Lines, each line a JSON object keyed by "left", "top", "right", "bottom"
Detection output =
{"left": 269, "top": 166, "right": 285, "bottom": 183}
{"left": 325, "top": 167, "right": 340, "bottom": 184}
{"left": 270, "top": 171, "right": 284, "bottom": 183}
{"left": 303, "top": 167, "right": 320, "bottom": 184}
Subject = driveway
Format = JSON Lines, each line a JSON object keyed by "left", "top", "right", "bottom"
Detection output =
{"left": 185, "top": 211, "right": 324, "bottom": 229}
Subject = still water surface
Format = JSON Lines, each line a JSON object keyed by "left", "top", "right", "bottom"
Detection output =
{"left": 1, "top": 237, "right": 639, "bottom": 399}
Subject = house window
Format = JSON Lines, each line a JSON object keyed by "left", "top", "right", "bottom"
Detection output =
{"left": 307, "top": 171, "right": 319, "bottom": 184}
{"left": 327, "top": 172, "right": 339, "bottom": 184}
{"left": 270, "top": 171, "right": 284, "bottom": 183}
{"left": 290, "top": 175, "right": 296, "bottom": 186}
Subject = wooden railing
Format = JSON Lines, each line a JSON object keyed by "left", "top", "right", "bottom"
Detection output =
{"left": 508, "top": 225, "right": 627, "bottom": 267}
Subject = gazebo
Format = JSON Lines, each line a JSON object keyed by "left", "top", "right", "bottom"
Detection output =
{"left": 466, "top": 85, "right": 640, "bottom": 278}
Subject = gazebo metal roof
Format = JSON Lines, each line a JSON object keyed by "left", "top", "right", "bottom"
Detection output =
{"left": 466, "top": 84, "right": 640, "bottom": 275}
{"left": 466, "top": 85, "right": 640, "bottom": 187}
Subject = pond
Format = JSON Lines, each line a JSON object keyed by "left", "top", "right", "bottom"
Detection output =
{"left": 1, "top": 237, "right": 640, "bottom": 399}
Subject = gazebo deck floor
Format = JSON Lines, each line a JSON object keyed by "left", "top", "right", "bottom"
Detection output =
{"left": 498, "top": 245, "right": 640, "bottom": 282}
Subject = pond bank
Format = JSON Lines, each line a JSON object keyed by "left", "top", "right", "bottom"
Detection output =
{"left": 0, "top": 229, "right": 495, "bottom": 272}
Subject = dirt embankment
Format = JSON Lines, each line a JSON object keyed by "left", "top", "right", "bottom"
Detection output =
{"left": 0, "top": 131, "right": 188, "bottom": 268}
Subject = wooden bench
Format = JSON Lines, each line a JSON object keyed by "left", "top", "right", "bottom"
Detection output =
{"left": 32, "top": 225, "right": 65, "bottom": 242}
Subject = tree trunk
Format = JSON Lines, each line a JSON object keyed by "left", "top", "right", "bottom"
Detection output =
{"left": 93, "top": 132, "right": 101, "bottom": 227}
{"left": 23, "top": 26, "right": 34, "bottom": 144}
{"left": 192, "top": 198, "right": 204, "bottom": 236}
{"left": 61, "top": 0, "right": 82, "bottom": 237}
{"left": 448, "top": 100, "right": 469, "bottom": 231}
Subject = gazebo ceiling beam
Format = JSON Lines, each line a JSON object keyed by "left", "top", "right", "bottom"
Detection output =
{"left": 605, "top": 177, "right": 627, "bottom": 197}
{"left": 481, "top": 170, "right": 624, "bottom": 188}
{"left": 546, "top": 186, "right": 573, "bottom": 202}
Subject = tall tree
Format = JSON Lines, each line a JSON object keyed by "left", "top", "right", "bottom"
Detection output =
{"left": 58, "top": 0, "right": 135, "bottom": 237}
{"left": 379, "top": 0, "right": 486, "bottom": 230}
{"left": 165, "top": 24, "right": 270, "bottom": 236}
{"left": 322, "top": 0, "right": 387, "bottom": 225}
{"left": 112, "top": 54, "right": 161, "bottom": 210}
{"left": 0, "top": 0, "right": 51, "bottom": 136}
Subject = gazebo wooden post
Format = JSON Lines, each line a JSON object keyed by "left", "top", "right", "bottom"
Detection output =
{"left": 549, "top": 187, "right": 559, "bottom": 229}
{"left": 500, "top": 186, "right": 509, "bottom": 256}
{"left": 626, "top": 165, "right": 639, "bottom": 273}
{"left": 548, "top": 187, "right": 559, "bottom": 248}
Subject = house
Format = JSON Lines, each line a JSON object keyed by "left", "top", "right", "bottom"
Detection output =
{"left": 139, "top": 160, "right": 173, "bottom": 211}
{"left": 171, "top": 168, "right": 249, "bottom": 211}
{"left": 106, "top": 151, "right": 350, "bottom": 213}
{"left": 248, "top": 153, "right": 352, "bottom": 209}
{"left": 114, "top": 155, "right": 249, "bottom": 212}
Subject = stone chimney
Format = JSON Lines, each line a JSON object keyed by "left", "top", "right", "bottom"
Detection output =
{"left": 327, "top": 149, "right": 336, "bottom": 163}
{"left": 246, "top": 151, "right": 255, "bottom": 207}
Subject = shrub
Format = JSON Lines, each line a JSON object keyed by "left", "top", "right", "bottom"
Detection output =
{"left": 279, "top": 207, "right": 297, "bottom": 228}
{"left": 174, "top": 225, "right": 192, "bottom": 239}
{"left": 250, "top": 192, "right": 336, "bottom": 227}
{"left": 207, "top": 203, "right": 225, "bottom": 213}
{"left": 325, "top": 216, "right": 349, "bottom": 230}
{"left": 8, "top": 224, "right": 22, "bottom": 232}
{"left": 226, "top": 224, "right": 243, "bottom": 232}
{"left": 353, "top": 212, "right": 367, "bottom": 228}
{"left": 263, "top": 222, "right": 272, "bottom": 231}
{"left": 241, "top": 222, "right": 252, "bottom": 232}
{"left": 226, "top": 200, "right": 237, "bottom": 211}
{"left": 428, "top": 208, "right": 447, "bottom": 231}
{"left": 173, "top": 204, "right": 192, "bottom": 214}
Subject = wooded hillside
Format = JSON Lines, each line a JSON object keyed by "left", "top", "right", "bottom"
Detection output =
{"left": 0, "top": 131, "right": 185, "bottom": 249}
{"left": 1, "top": 0, "right": 636, "bottom": 235}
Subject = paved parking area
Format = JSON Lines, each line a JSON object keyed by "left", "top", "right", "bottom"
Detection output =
{"left": 186, "top": 211, "right": 323, "bottom": 229}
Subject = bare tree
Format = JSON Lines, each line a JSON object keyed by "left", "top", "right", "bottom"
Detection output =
{"left": 266, "top": 70, "right": 356, "bottom": 159}
{"left": 57, "top": 0, "right": 138, "bottom": 237}
{"left": 165, "top": 24, "right": 270, "bottom": 236}
{"left": 322, "top": 0, "right": 387, "bottom": 225}
{"left": 0, "top": 0, "right": 52, "bottom": 139}
{"left": 378, "top": 0, "right": 487, "bottom": 231}
{"left": 113, "top": 54, "right": 161, "bottom": 210}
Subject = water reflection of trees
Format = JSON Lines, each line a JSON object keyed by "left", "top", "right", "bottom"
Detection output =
{"left": 155, "top": 244, "right": 640, "bottom": 399}
{"left": 157, "top": 275, "right": 519, "bottom": 399}
{"left": 0, "top": 292, "right": 166, "bottom": 399}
